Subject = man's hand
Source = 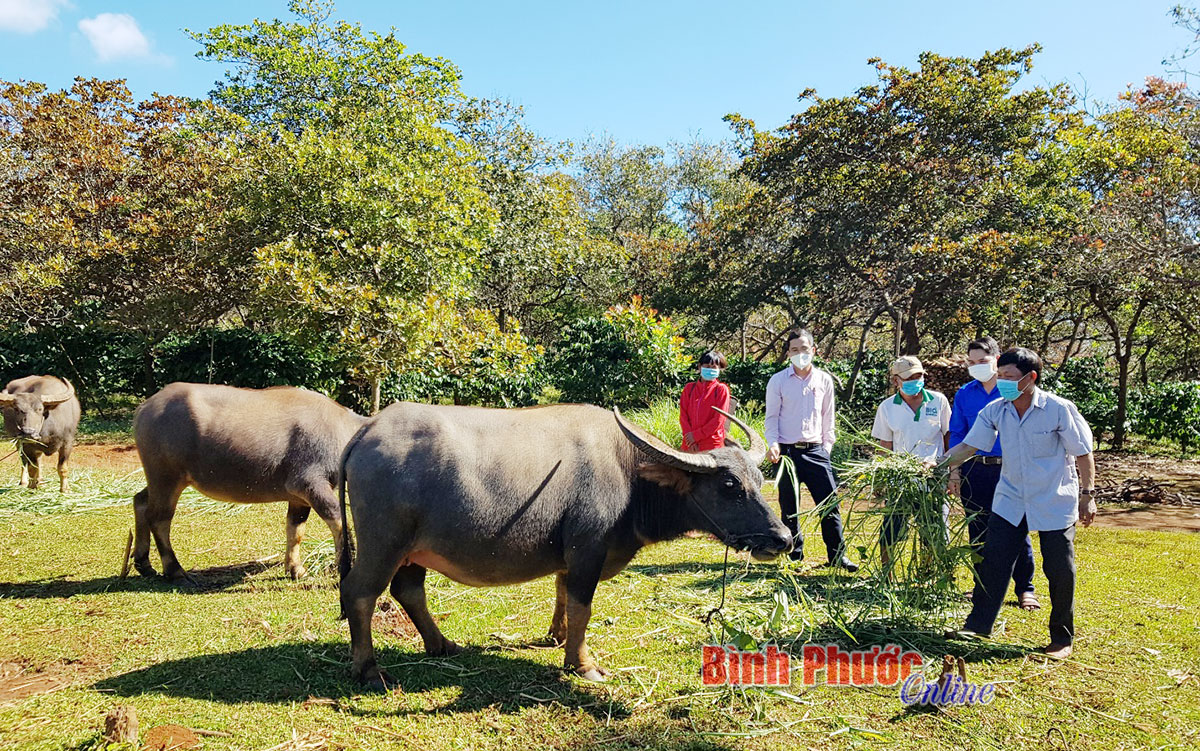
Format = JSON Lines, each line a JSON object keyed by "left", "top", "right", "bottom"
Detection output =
{"left": 683, "top": 432, "right": 698, "bottom": 451}
{"left": 769, "top": 443, "right": 781, "bottom": 464}
{"left": 947, "top": 478, "right": 960, "bottom": 497}
{"left": 1079, "top": 495, "right": 1097, "bottom": 527}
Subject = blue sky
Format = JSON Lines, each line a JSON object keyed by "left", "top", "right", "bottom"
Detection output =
{"left": 0, "top": 1, "right": 1194, "bottom": 146}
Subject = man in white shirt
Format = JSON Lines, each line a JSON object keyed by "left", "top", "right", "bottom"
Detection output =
{"left": 765, "top": 329, "right": 856, "bottom": 571}
{"left": 870, "top": 356, "right": 951, "bottom": 566}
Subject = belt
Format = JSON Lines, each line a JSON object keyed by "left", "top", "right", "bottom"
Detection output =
{"left": 782, "top": 441, "right": 821, "bottom": 451}
{"left": 970, "top": 456, "right": 1003, "bottom": 465}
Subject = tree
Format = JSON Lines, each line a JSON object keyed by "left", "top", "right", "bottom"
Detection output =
{"left": 710, "top": 47, "right": 1086, "bottom": 357}
{"left": 0, "top": 78, "right": 246, "bottom": 393}
{"left": 1062, "top": 78, "right": 1200, "bottom": 447}
{"left": 459, "top": 100, "right": 620, "bottom": 343}
{"left": 197, "top": 2, "right": 495, "bottom": 412}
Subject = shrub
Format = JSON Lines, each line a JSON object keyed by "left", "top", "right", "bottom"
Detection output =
{"left": 1135, "top": 381, "right": 1200, "bottom": 454}
{"left": 547, "top": 298, "right": 691, "bottom": 409}
{"left": 721, "top": 357, "right": 779, "bottom": 404}
{"left": 156, "top": 328, "right": 344, "bottom": 394}
{"left": 1049, "top": 356, "right": 1120, "bottom": 439}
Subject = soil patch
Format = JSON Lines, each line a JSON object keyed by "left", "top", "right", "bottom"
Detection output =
{"left": 0, "top": 660, "right": 89, "bottom": 705}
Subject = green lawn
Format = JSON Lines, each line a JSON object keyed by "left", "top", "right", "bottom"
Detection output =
{"left": 0, "top": 475, "right": 1198, "bottom": 750}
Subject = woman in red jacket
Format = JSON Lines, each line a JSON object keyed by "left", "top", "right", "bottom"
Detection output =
{"left": 680, "top": 351, "right": 732, "bottom": 452}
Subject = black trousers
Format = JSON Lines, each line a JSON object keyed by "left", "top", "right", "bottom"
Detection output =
{"left": 964, "top": 514, "right": 1076, "bottom": 645}
{"left": 776, "top": 444, "right": 846, "bottom": 561}
{"left": 961, "top": 460, "right": 1035, "bottom": 597}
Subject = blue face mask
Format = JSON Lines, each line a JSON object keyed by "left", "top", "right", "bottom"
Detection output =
{"left": 900, "top": 378, "right": 924, "bottom": 396}
{"left": 700, "top": 367, "right": 720, "bottom": 381}
{"left": 996, "top": 377, "right": 1026, "bottom": 401}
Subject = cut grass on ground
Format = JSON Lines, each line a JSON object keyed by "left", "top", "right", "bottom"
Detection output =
{"left": 0, "top": 470, "right": 1198, "bottom": 750}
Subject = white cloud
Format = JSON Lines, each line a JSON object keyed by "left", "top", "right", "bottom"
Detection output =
{"left": 0, "top": 0, "right": 69, "bottom": 33}
{"left": 78, "top": 12, "right": 157, "bottom": 62}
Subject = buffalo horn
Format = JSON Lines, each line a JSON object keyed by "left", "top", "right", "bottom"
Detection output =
{"left": 713, "top": 407, "right": 768, "bottom": 465}
{"left": 612, "top": 407, "right": 719, "bottom": 473}
{"left": 41, "top": 378, "right": 75, "bottom": 407}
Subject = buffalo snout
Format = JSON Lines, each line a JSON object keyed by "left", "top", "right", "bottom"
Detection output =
{"left": 748, "top": 529, "right": 793, "bottom": 561}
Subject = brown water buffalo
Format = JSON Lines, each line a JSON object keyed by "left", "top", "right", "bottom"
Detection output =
{"left": 132, "top": 383, "right": 368, "bottom": 582}
{"left": 337, "top": 402, "right": 792, "bottom": 690}
{"left": 1, "top": 375, "right": 81, "bottom": 493}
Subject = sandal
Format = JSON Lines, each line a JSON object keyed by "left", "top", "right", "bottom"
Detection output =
{"left": 1018, "top": 592, "right": 1041, "bottom": 611}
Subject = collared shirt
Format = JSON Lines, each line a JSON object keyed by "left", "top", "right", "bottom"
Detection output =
{"left": 949, "top": 379, "right": 1002, "bottom": 456}
{"left": 679, "top": 379, "right": 731, "bottom": 451}
{"left": 764, "top": 366, "right": 836, "bottom": 453}
{"left": 963, "top": 387, "right": 1094, "bottom": 531}
{"left": 871, "top": 389, "right": 951, "bottom": 462}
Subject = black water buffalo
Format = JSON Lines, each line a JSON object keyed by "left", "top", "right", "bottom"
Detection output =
{"left": 337, "top": 402, "right": 792, "bottom": 690}
{"left": 133, "top": 383, "right": 368, "bottom": 581}
{"left": 1, "top": 375, "right": 81, "bottom": 493}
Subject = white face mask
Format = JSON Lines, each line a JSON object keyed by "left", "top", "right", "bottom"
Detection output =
{"left": 790, "top": 352, "right": 813, "bottom": 369}
{"left": 968, "top": 362, "right": 996, "bottom": 383}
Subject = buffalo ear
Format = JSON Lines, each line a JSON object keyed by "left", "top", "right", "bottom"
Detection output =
{"left": 637, "top": 462, "right": 693, "bottom": 495}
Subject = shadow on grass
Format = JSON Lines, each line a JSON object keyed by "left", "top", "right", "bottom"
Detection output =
{"left": 0, "top": 560, "right": 293, "bottom": 598}
{"left": 92, "top": 641, "right": 632, "bottom": 720}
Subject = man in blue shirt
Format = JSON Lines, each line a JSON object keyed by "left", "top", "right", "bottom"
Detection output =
{"left": 940, "top": 348, "right": 1096, "bottom": 659}
{"left": 948, "top": 337, "right": 1038, "bottom": 611}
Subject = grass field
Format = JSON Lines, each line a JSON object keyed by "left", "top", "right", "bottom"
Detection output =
{"left": 0, "top": 452, "right": 1198, "bottom": 751}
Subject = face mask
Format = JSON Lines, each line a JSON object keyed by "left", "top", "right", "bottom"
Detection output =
{"left": 996, "top": 376, "right": 1027, "bottom": 401}
{"left": 789, "top": 352, "right": 813, "bottom": 369}
{"left": 700, "top": 367, "right": 720, "bottom": 381}
{"left": 900, "top": 378, "right": 924, "bottom": 396}
{"left": 968, "top": 362, "right": 996, "bottom": 382}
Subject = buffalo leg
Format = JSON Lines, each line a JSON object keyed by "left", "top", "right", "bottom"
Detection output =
{"left": 132, "top": 488, "right": 156, "bottom": 576}
{"left": 562, "top": 560, "right": 606, "bottom": 681}
{"left": 390, "top": 565, "right": 461, "bottom": 657}
{"left": 285, "top": 503, "right": 311, "bottom": 579}
{"left": 135, "top": 473, "right": 189, "bottom": 581}
{"left": 340, "top": 540, "right": 406, "bottom": 690}
{"left": 20, "top": 446, "right": 39, "bottom": 490}
{"left": 289, "top": 481, "right": 343, "bottom": 562}
{"left": 56, "top": 441, "right": 73, "bottom": 494}
{"left": 546, "top": 573, "right": 568, "bottom": 646}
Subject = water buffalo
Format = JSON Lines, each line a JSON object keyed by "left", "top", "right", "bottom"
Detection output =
{"left": 1, "top": 376, "right": 81, "bottom": 493}
{"left": 132, "top": 383, "right": 368, "bottom": 582}
{"left": 337, "top": 402, "right": 792, "bottom": 690}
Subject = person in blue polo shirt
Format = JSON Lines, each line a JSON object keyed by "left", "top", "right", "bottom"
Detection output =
{"left": 940, "top": 347, "right": 1096, "bottom": 660}
{"left": 948, "top": 337, "right": 1039, "bottom": 611}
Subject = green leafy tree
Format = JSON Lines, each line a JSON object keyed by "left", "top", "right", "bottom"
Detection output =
{"left": 548, "top": 298, "right": 691, "bottom": 409}
{"left": 197, "top": 2, "right": 495, "bottom": 412}
{"left": 710, "top": 47, "right": 1086, "bottom": 357}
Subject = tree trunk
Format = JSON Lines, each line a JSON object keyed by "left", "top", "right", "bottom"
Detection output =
{"left": 900, "top": 313, "right": 921, "bottom": 356}
{"left": 1113, "top": 352, "right": 1131, "bottom": 449}
{"left": 845, "top": 308, "right": 884, "bottom": 406}
{"left": 142, "top": 342, "right": 156, "bottom": 396}
{"left": 741, "top": 318, "right": 747, "bottom": 360}
{"left": 371, "top": 376, "right": 382, "bottom": 416}
{"left": 892, "top": 312, "right": 903, "bottom": 357}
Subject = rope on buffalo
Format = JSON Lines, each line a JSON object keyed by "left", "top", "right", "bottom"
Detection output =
{"left": 703, "top": 544, "right": 732, "bottom": 628}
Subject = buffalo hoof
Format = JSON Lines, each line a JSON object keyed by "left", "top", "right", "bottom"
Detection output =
{"left": 427, "top": 639, "right": 463, "bottom": 657}
{"left": 575, "top": 666, "right": 609, "bottom": 683}
{"left": 287, "top": 565, "right": 307, "bottom": 580}
{"left": 166, "top": 568, "right": 201, "bottom": 588}
{"left": 133, "top": 558, "right": 157, "bottom": 578}
{"left": 356, "top": 666, "right": 395, "bottom": 693}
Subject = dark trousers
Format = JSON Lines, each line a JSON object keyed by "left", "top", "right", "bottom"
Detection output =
{"left": 961, "top": 460, "right": 1035, "bottom": 597}
{"left": 777, "top": 444, "right": 846, "bottom": 561}
{"left": 964, "top": 514, "right": 1076, "bottom": 645}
